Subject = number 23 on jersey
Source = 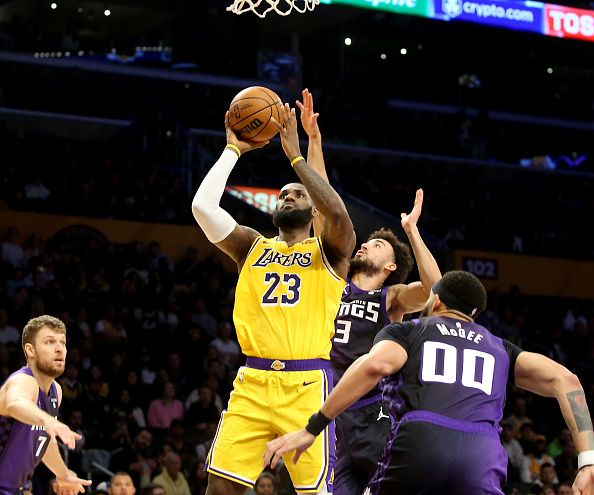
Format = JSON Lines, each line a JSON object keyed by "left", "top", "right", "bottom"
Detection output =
{"left": 261, "top": 272, "right": 302, "bottom": 306}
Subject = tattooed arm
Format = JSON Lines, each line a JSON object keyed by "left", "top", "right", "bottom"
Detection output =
{"left": 514, "top": 352, "right": 594, "bottom": 493}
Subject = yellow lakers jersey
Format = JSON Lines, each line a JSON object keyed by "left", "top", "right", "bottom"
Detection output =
{"left": 233, "top": 236, "right": 345, "bottom": 360}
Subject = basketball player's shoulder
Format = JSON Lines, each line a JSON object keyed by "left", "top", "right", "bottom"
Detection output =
{"left": 0, "top": 372, "right": 38, "bottom": 413}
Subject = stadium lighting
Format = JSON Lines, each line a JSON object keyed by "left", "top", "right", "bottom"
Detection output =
{"left": 50, "top": 3, "right": 57, "bottom": 9}
{"left": 104, "top": 9, "right": 111, "bottom": 16}
{"left": 380, "top": 53, "right": 387, "bottom": 60}
{"left": 400, "top": 48, "right": 407, "bottom": 55}
{"left": 344, "top": 37, "right": 352, "bottom": 46}
{"left": 547, "top": 67, "right": 553, "bottom": 74}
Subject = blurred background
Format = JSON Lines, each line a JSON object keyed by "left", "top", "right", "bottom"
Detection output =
{"left": 1, "top": 0, "right": 594, "bottom": 494}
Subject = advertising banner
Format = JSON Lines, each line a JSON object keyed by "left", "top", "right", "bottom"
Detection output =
{"left": 435, "top": 0, "right": 544, "bottom": 34}
{"left": 226, "top": 185, "right": 279, "bottom": 215}
{"left": 320, "top": 0, "right": 432, "bottom": 17}
{"left": 545, "top": 3, "right": 594, "bottom": 41}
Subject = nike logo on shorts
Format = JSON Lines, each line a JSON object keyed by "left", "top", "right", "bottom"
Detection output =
{"left": 303, "top": 381, "right": 316, "bottom": 386}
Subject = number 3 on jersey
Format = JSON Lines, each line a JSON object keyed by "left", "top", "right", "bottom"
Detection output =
{"left": 261, "top": 272, "right": 301, "bottom": 306}
{"left": 334, "top": 319, "right": 351, "bottom": 343}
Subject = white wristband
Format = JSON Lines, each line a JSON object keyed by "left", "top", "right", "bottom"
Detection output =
{"left": 578, "top": 450, "right": 594, "bottom": 470}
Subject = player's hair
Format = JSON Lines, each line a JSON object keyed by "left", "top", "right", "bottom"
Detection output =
{"left": 22, "top": 315, "right": 66, "bottom": 357}
{"left": 439, "top": 271, "right": 487, "bottom": 315}
{"left": 367, "top": 228, "right": 413, "bottom": 285}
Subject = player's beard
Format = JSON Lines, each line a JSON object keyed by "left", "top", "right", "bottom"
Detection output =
{"left": 349, "top": 256, "right": 382, "bottom": 278}
{"left": 35, "top": 354, "right": 65, "bottom": 379}
{"left": 272, "top": 206, "right": 313, "bottom": 230}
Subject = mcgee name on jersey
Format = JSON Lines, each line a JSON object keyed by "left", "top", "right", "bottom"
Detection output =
{"left": 252, "top": 248, "right": 313, "bottom": 268}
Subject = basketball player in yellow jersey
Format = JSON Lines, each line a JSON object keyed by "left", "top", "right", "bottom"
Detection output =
{"left": 191, "top": 102, "right": 355, "bottom": 495}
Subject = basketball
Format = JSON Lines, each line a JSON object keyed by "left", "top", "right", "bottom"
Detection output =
{"left": 227, "top": 86, "right": 283, "bottom": 143}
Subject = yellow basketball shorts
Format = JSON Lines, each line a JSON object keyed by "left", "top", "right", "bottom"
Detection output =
{"left": 206, "top": 358, "right": 335, "bottom": 493}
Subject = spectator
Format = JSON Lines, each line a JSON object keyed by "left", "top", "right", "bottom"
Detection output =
{"left": 147, "top": 382, "right": 184, "bottom": 429}
{"left": 209, "top": 322, "right": 240, "bottom": 370}
{"left": 194, "top": 422, "right": 217, "bottom": 463}
{"left": 0, "top": 309, "right": 19, "bottom": 345}
{"left": 531, "top": 463, "right": 558, "bottom": 494}
{"left": 505, "top": 397, "right": 533, "bottom": 438}
{"left": 547, "top": 428, "right": 571, "bottom": 459}
{"left": 557, "top": 482, "right": 572, "bottom": 494}
{"left": 141, "top": 484, "right": 166, "bottom": 495}
{"left": 190, "top": 298, "right": 217, "bottom": 340}
{"left": 108, "top": 472, "right": 136, "bottom": 495}
{"left": 58, "top": 363, "right": 84, "bottom": 407}
{"left": 110, "top": 430, "right": 158, "bottom": 489}
{"left": 2, "top": 226, "right": 24, "bottom": 268}
{"left": 252, "top": 472, "right": 278, "bottom": 495}
{"left": 152, "top": 452, "right": 191, "bottom": 495}
{"left": 553, "top": 438, "right": 577, "bottom": 484}
{"left": 500, "top": 421, "right": 530, "bottom": 483}
{"left": 525, "top": 435, "right": 555, "bottom": 481}
{"left": 185, "top": 386, "right": 219, "bottom": 434}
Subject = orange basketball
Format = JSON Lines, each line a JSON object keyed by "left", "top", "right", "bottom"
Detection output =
{"left": 227, "top": 86, "right": 283, "bottom": 143}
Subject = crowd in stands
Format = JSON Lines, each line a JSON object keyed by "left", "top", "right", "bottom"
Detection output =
{"left": 0, "top": 223, "right": 593, "bottom": 494}
{"left": 1, "top": 127, "right": 594, "bottom": 260}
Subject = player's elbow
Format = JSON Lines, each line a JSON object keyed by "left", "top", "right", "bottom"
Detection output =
{"left": 191, "top": 192, "right": 212, "bottom": 224}
{"left": 555, "top": 368, "right": 582, "bottom": 394}
{"left": 362, "top": 355, "right": 394, "bottom": 379}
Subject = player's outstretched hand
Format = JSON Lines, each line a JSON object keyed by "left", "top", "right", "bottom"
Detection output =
{"left": 573, "top": 466, "right": 594, "bottom": 494}
{"left": 263, "top": 429, "right": 315, "bottom": 469}
{"left": 44, "top": 418, "right": 82, "bottom": 450}
{"left": 224, "top": 112, "right": 269, "bottom": 155}
{"left": 296, "top": 88, "right": 320, "bottom": 139}
{"left": 271, "top": 103, "right": 302, "bottom": 164}
{"left": 54, "top": 470, "right": 92, "bottom": 495}
{"left": 401, "top": 188, "right": 424, "bottom": 233}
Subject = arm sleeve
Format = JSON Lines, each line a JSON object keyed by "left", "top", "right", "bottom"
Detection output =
{"left": 373, "top": 320, "right": 416, "bottom": 353}
{"left": 503, "top": 339, "right": 524, "bottom": 385}
{"left": 191, "top": 149, "right": 239, "bottom": 243}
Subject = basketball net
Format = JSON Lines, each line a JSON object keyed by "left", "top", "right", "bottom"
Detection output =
{"left": 226, "top": 0, "right": 319, "bottom": 18}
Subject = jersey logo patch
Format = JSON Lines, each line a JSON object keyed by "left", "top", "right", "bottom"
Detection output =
{"left": 377, "top": 407, "right": 389, "bottom": 421}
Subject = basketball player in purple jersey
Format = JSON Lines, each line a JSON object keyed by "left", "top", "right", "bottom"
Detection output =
{"left": 264, "top": 271, "right": 594, "bottom": 494}
{"left": 0, "top": 315, "right": 91, "bottom": 495}
{"left": 297, "top": 89, "right": 442, "bottom": 494}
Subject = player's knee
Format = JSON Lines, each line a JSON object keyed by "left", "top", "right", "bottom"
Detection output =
{"left": 206, "top": 473, "right": 246, "bottom": 495}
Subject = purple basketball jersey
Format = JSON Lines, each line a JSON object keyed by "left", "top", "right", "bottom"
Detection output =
{"left": 0, "top": 367, "right": 59, "bottom": 494}
{"left": 375, "top": 317, "right": 519, "bottom": 426}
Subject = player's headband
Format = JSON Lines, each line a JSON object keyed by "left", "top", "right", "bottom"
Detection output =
{"left": 432, "top": 281, "right": 478, "bottom": 318}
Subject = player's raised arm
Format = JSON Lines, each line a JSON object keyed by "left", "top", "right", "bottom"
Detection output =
{"left": 191, "top": 113, "right": 269, "bottom": 269}
{"left": 297, "top": 89, "right": 327, "bottom": 238}
{"left": 389, "top": 189, "right": 442, "bottom": 315}
{"left": 513, "top": 352, "right": 594, "bottom": 493}
{"left": 272, "top": 103, "right": 355, "bottom": 280}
